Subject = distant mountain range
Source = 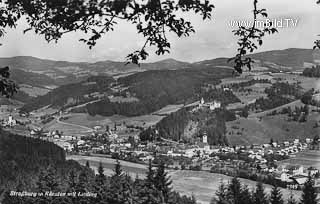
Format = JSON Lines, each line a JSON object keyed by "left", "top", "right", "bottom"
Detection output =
{"left": 0, "top": 56, "right": 192, "bottom": 86}
{"left": 0, "top": 48, "right": 319, "bottom": 82}
{"left": 0, "top": 48, "right": 320, "bottom": 104}
{"left": 195, "top": 48, "right": 320, "bottom": 71}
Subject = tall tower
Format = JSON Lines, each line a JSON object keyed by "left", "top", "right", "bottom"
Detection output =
{"left": 200, "top": 97, "right": 204, "bottom": 105}
{"left": 202, "top": 131, "right": 208, "bottom": 144}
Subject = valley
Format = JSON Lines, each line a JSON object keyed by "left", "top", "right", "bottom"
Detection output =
{"left": 0, "top": 48, "right": 319, "bottom": 200}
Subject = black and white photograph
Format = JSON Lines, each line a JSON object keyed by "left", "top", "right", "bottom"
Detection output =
{"left": 0, "top": 0, "right": 319, "bottom": 204}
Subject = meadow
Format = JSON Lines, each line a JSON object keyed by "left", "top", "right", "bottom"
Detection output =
{"left": 67, "top": 155, "right": 147, "bottom": 178}
{"left": 62, "top": 112, "right": 164, "bottom": 129}
{"left": 226, "top": 112, "right": 319, "bottom": 146}
{"left": 278, "top": 150, "right": 320, "bottom": 169}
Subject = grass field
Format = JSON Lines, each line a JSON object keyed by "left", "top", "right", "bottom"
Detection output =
{"left": 67, "top": 155, "right": 147, "bottom": 178}
{"left": 227, "top": 113, "right": 320, "bottom": 146}
{"left": 43, "top": 119, "right": 93, "bottom": 136}
{"left": 63, "top": 113, "right": 164, "bottom": 129}
{"left": 271, "top": 73, "right": 319, "bottom": 91}
{"left": 61, "top": 113, "right": 115, "bottom": 128}
{"left": 234, "top": 90, "right": 267, "bottom": 105}
{"left": 278, "top": 150, "right": 320, "bottom": 169}
{"left": 19, "top": 84, "right": 51, "bottom": 97}
{"left": 152, "top": 104, "right": 184, "bottom": 116}
{"left": 220, "top": 77, "right": 251, "bottom": 86}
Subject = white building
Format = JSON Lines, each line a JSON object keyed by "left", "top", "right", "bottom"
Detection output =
{"left": 7, "top": 115, "right": 16, "bottom": 127}
{"left": 209, "top": 101, "right": 221, "bottom": 110}
{"left": 203, "top": 132, "right": 208, "bottom": 144}
{"left": 54, "top": 141, "right": 73, "bottom": 152}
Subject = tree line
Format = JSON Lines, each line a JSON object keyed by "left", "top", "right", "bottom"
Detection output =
{"left": 2, "top": 160, "right": 197, "bottom": 204}
{"left": 211, "top": 176, "right": 318, "bottom": 204}
{"left": 3, "top": 160, "right": 319, "bottom": 204}
{"left": 302, "top": 66, "right": 320, "bottom": 78}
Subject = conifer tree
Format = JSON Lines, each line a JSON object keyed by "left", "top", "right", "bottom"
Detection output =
{"left": 136, "top": 160, "right": 162, "bottom": 204}
{"left": 270, "top": 185, "right": 284, "bottom": 204}
{"left": 113, "top": 159, "right": 123, "bottom": 177}
{"left": 240, "top": 185, "right": 253, "bottom": 204}
{"left": 214, "top": 181, "right": 229, "bottom": 204}
{"left": 67, "top": 169, "right": 78, "bottom": 192}
{"left": 253, "top": 182, "right": 268, "bottom": 204}
{"left": 36, "top": 165, "right": 59, "bottom": 192}
{"left": 93, "top": 162, "right": 107, "bottom": 204}
{"left": 107, "top": 160, "right": 134, "bottom": 204}
{"left": 146, "top": 159, "right": 155, "bottom": 183}
{"left": 228, "top": 177, "right": 242, "bottom": 204}
{"left": 76, "top": 170, "right": 89, "bottom": 193}
{"left": 76, "top": 169, "right": 94, "bottom": 204}
{"left": 35, "top": 165, "right": 60, "bottom": 204}
{"left": 96, "top": 162, "right": 106, "bottom": 186}
{"left": 287, "top": 191, "right": 297, "bottom": 204}
{"left": 154, "top": 161, "right": 172, "bottom": 203}
{"left": 300, "top": 175, "right": 318, "bottom": 204}
{"left": 85, "top": 160, "right": 90, "bottom": 168}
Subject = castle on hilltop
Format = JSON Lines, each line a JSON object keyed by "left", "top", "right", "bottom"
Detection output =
{"left": 199, "top": 97, "right": 221, "bottom": 110}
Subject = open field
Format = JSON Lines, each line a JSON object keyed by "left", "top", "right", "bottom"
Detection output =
{"left": 170, "top": 170, "right": 302, "bottom": 204}
{"left": 220, "top": 77, "right": 251, "bottom": 86}
{"left": 227, "top": 113, "right": 320, "bottom": 146}
{"left": 109, "top": 96, "right": 139, "bottom": 103}
{"left": 233, "top": 90, "right": 267, "bottom": 105}
{"left": 61, "top": 113, "right": 115, "bottom": 128}
{"left": 19, "top": 84, "right": 50, "bottom": 97}
{"left": 43, "top": 118, "right": 93, "bottom": 136}
{"left": 63, "top": 113, "right": 164, "bottom": 129}
{"left": 152, "top": 104, "right": 184, "bottom": 116}
{"left": 67, "top": 155, "right": 147, "bottom": 178}
{"left": 271, "top": 73, "right": 319, "bottom": 91}
{"left": 278, "top": 150, "right": 320, "bottom": 169}
{"left": 31, "top": 106, "right": 58, "bottom": 117}
{"left": 41, "top": 112, "right": 163, "bottom": 137}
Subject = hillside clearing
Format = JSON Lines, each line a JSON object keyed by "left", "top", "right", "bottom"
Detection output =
{"left": 227, "top": 113, "right": 319, "bottom": 146}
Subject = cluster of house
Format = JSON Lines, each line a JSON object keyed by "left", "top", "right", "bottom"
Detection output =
{"left": 275, "top": 165, "right": 319, "bottom": 189}
{"left": 38, "top": 128, "right": 138, "bottom": 154}
{"left": 26, "top": 117, "right": 319, "bottom": 189}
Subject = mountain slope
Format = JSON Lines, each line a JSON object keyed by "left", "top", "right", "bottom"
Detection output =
{"left": 193, "top": 48, "right": 320, "bottom": 71}
{"left": 248, "top": 48, "right": 320, "bottom": 69}
{"left": 20, "top": 75, "right": 115, "bottom": 112}
{"left": 0, "top": 56, "right": 192, "bottom": 86}
{"left": 2, "top": 48, "right": 319, "bottom": 88}
{"left": 21, "top": 67, "right": 234, "bottom": 115}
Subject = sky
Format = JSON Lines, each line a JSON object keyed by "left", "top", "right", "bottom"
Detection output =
{"left": 0, "top": 0, "right": 319, "bottom": 63}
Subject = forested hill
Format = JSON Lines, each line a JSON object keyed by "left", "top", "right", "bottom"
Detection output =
{"left": 20, "top": 75, "right": 115, "bottom": 113}
{"left": 117, "top": 67, "right": 234, "bottom": 105}
{"left": 10, "top": 69, "right": 58, "bottom": 88}
{"left": 85, "top": 67, "right": 235, "bottom": 116}
{"left": 140, "top": 105, "right": 237, "bottom": 145}
{"left": 0, "top": 130, "right": 88, "bottom": 198}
